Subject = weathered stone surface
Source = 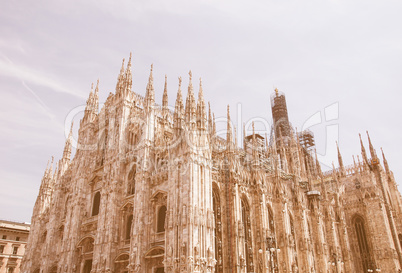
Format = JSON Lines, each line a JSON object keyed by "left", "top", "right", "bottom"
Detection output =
{"left": 21, "top": 54, "right": 402, "bottom": 273}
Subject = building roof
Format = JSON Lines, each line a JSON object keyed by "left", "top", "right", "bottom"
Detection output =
{"left": 0, "top": 219, "right": 31, "bottom": 232}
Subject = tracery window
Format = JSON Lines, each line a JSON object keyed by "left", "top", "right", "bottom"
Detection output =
{"left": 213, "top": 188, "right": 223, "bottom": 273}
{"left": 92, "top": 191, "right": 101, "bottom": 216}
{"left": 157, "top": 205, "right": 167, "bottom": 233}
{"left": 354, "top": 215, "right": 372, "bottom": 272}
{"left": 241, "top": 198, "right": 254, "bottom": 272}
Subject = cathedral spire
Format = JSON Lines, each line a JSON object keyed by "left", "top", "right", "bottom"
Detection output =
{"left": 162, "top": 75, "right": 169, "bottom": 118}
{"left": 124, "top": 52, "right": 133, "bottom": 95}
{"left": 359, "top": 133, "right": 370, "bottom": 169}
{"left": 116, "top": 58, "right": 125, "bottom": 94}
{"left": 145, "top": 64, "right": 155, "bottom": 110}
{"left": 83, "top": 82, "right": 98, "bottom": 123}
{"left": 174, "top": 77, "right": 184, "bottom": 130}
{"left": 226, "top": 105, "right": 232, "bottom": 148}
{"left": 185, "top": 71, "right": 196, "bottom": 128}
{"left": 366, "top": 131, "right": 377, "bottom": 159}
{"left": 94, "top": 79, "right": 99, "bottom": 112}
{"left": 208, "top": 102, "right": 213, "bottom": 134}
{"left": 212, "top": 113, "right": 216, "bottom": 136}
{"left": 315, "top": 149, "right": 322, "bottom": 178}
{"left": 381, "top": 148, "right": 391, "bottom": 175}
{"left": 336, "top": 141, "right": 345, "bottom": 176}
{"left": 62, "top": 122, "right": 74, "bottom": 161}
{"left": 196, "top": 78, "right": 207, "bottom": 130}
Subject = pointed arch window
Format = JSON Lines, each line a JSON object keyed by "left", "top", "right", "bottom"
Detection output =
{"left": 354, "top": 215, "right": 372, "bottom": 272}
{"left": 157, "top": 205, "right": 167, "bottom": 233}
{"left": 92, "top": 191, "right": 101, "bottom": 216}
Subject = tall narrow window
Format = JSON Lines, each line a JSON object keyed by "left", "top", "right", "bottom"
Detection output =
{"left": 127, "top": 165, "right": 136, "bottom": 195}
{"left": 13, "top": 246, "right": 18, "bottom": 255}
{"left": 213, "top": 189, "right": 223, "bottom": 273}
{"left": 354, "top": 216, "right": 372, "bottom": 272}
{"left": 241, "top": 199, "right": 253, "bottom": 272}
{"left": 399, "top": 234, "right": 402, "bottom": 250}
{"left": 83, "top": 259, "right": 93, "bottom": 273}
{"left": 157, "top": 205, "right": 167, "bottom": 233}
{"left": 92, "top": 192, "right": 101, "bottom": 216}
{"left": 267, "top": 206, "right": 275, "bottom": 236}
{"left": 126, "top": 214, "right": 133, "bottom": 240}
{"left": 289, "top": 214, "right": 298, "bottom": 271}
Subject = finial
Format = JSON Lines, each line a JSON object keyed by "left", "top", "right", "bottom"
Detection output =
{"left": 189, "top": 70, "right": 192, "bottom": 81}
{"left": 275, "top": 87, "right": 279, "bottom": 96}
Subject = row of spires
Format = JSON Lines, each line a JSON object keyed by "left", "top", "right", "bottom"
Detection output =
{"left": 48, "top": 53, "right": 394, "bottom": 184}
{"left": 87, "top": 53, "right": 211, "bottom": 132}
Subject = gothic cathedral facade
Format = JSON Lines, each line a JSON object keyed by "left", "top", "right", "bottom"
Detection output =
{"left": 22, "top": 54, "right": 402, "bottom": 273}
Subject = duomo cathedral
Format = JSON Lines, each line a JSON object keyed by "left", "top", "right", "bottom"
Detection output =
{"left": 21, "top": 54, "right": 402, "bottom": 273}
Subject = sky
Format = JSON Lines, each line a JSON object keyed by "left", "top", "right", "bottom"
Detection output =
{"left": 1, "top": 0, "right": 402, "bottom": 223}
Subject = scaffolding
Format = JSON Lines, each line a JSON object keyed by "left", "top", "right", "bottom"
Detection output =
{"left": 270, "top": 89, "right": 291, "bottom": 140}
{"left": 298, "top": 130, "right": 315, "bottom": 151}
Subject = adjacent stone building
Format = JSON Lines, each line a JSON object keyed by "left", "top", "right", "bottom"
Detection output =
{"left": 21, "top": 54, "right": 402, "bottom": 273}
{"left": 0, "top": 220, "right": 30, "bottom": 273}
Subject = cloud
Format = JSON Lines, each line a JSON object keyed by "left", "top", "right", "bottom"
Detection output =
{"left": 0, "top": 56, "right": 85, "bottom": 100}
